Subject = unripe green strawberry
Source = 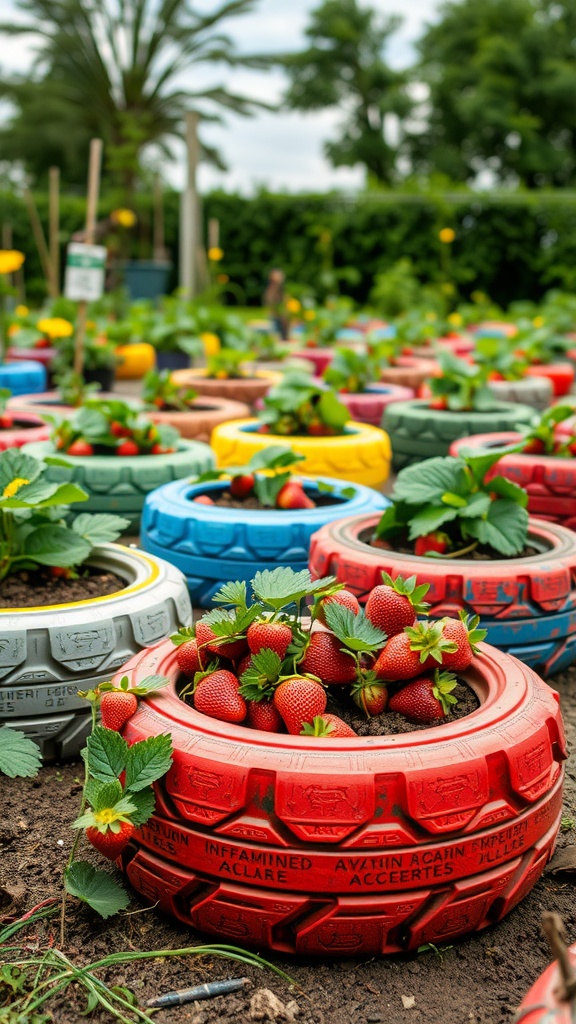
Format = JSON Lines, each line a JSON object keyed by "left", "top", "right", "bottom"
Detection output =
{"left": 86, "top": 820, "right": 135, "bottom": 859}
{"left": 300, "top": 630, "right": 356, "bottom": 684}
{"left": 194, "top": 670, "right": 246, "bottom": 723}
{"left": 273, "top": 676, "right": 326, "bottom": 734}
{"left": 100, "top": 690, "right": 138, "bottom": 731}
{"left": 247, "top": 621, "right": 292, "bottom": 661}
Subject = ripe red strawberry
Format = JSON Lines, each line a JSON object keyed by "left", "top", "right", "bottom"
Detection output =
{"left": 110, "top": 421, "right": 130, "bottom": 438}
{"left": 440, "top": 614, "right": 487, "bottom": 671}
{"left": 67, "top": 439, "right": 94, "bottom": 456}
{"left": 273, "top": 676, "right": 327, "bottom": 734}
{"left": 365, "top": 573, "right": 429, "bottom": 637}
{"left": 429, "top": 396, "right": 448, "bottom": 410}
{"left": 195, "top": 619, "right": 247, "bottom": 660}
{"left": 301, "top": 714, "right": 357, "bottom": 737}
{"left": 414, "top": 532, "right": 449, "bottom": 556}
{"left": 100, "top": 690, "right": 138, "bottom": 730}
{"left": 230, "top": 473, "right": 255, "bottom": 499}
{"left": 373, "top": 621, "right": 457, "bottom": 681}
{"left": 236, "top": 653, "right": 253, "bottom": 677}
{"left": 523, "top": 438, "right": 546, "bottom": 455}
{"left": 307, "top": 423, "right": 335, "bottom": 436}
{"left": 48, "top": 566, "right": 73, "bottom": 579}
{"left": 388, "top": 670, "right": 458, "bottom": 723}
{"left": 246, "top": 699, "right": 283, "bottom": 732}
{"left": 116, "top": 440, "right": 140, "bottom": 456}
{"left": 0, "top": 413, "right": 13, "bottom": 429}
{"left": 300, "top": 630, "right": 356, "bottom": 684}
{"left": 194, "top": 670, "right": 246, "bottom": 723}
{"left": 175, "top": 638, "right": 202, "bottom": 676}
{"left": 86, "top": 820, "right": 135, "bottom": 859}
{"left": 315, "top": 589, "right": 360, "bottom": 626}
{"left": 151, "top": 443, "right": 175, "bottom": 454}
{"left": 247, "top": 621, "right": 292, "bottom": 660}
{"left": 193, "top": 494, "right": 214, "bottom": 505}
{"left": 351, "top": 676, "right": 388, "bottom": 716}
{"left": 276, "top": 481, "right": 316, "bottom": 509}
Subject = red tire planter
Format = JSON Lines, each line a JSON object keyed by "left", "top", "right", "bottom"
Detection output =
{"left": 380, "top": 356, "right": 440, "bottom": 390}
{"left": 525, "top": 362, "right": 575, "bottom": 397}
{"left": 0, "top": 413, "right": 51, "bottom": 449}
{"left": 115, "top": 640, "right": 564, "bottom": 956}
{"left": 515, "top": 945, "right": 576, "bottom": 1023}
{"left": 309, "top": 516, "right": 576, "bottom": 675}
{"left": 7, "top": 346, "right": 57, "bottom": 368}
{"left": 450, "top": 432, "right": 576, "bottom": 531}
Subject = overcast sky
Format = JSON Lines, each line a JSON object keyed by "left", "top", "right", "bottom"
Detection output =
{"left": 1, "top": 0, "right": 440, "bottom": 193}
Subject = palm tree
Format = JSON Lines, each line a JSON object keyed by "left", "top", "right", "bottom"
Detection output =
{"left": 0, "top": 0, "right": 270, "bottom": 189}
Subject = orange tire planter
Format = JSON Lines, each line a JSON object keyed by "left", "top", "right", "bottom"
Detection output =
{"left": 115, "top": 640, "right": 565, "bottom": 956}
{"left": 171, "top": 368, "right": 282, "bottom": 404}
{"left": 148, "top": 397, "right": 250, "bottom": 442}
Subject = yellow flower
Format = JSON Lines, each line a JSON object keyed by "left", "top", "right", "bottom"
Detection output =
{"left": 439, "top": 228, "right": 455, "bottom": 244}
{"left": 532, "top": 316, "right": 545, "bottom": 328}
{"left": 286, "top": 298, "right": 301, "bottom": 314}
{"left": 3, "top": 477, "right": 30, "bottom": 498}
{"left": 15, "top": 305, "right": 29, "bottom": 317}
{"left": 304, "top": 310, "right": 316, "bottom": 321}
{"left": 200, "top": 331, "right": 220, "bottom": 357}
{"left": 208, "top": 247, "right": 224, "bottom": 262}
{"left": 448, "top": 312, "right": 463, "bottom": 327}
{"left": 111, "top": 208, "right": 137, "bottom": 228}
{"left": 36, "top": 317, "right": 74, "bottom": 339}
{"left": 0, "top": 250, "right": 25, "bottom": 275}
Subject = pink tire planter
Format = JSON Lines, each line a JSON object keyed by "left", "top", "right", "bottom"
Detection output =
{"left": 0, "top": 412, "right": 51, "bottom": 449}
{"left": 338, "top": 383, "right": 414, "bottom": 425}
{"left": 380, "top": 356, "right": 439, "bottom": 390}
{"left": 290, "top": 348, "right": 335, "bottom": 375}
{"left": 7, "top": 346, "right": 57, "bottom": 369}
{"left": 148, "top": 396, "right": 251, "bottom": 442}
{"left": 450, "top": 431, "right": 576, "bottom": 532}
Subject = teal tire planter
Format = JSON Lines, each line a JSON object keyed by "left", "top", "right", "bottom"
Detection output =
{"left": 0, "top": 544, "right": 192, "bottom": 760}
{"left": 383, "top": 399, "right": 535, "bottom": 470}
{"left": 23, "top": 439, "right": 215, "bottom": 526}
{"left": 140, "top": 476, "right": 388, "bottom": 607}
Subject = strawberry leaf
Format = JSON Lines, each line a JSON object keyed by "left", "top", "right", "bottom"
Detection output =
{"left": 64, "top": 862, "right": 129, "bottom": 919}
{"left": 324, "top": 605, "right": 387, "bottom": 652}
{"left": 251, "top": 567, "right": 337, "bottom": 610}
{"left": 407, "top": 505, "right": 459, "bottom": 539}
{"left": 85, "top": 727, "right": 128, "bottom": 783}
{"left": 464, "top": 499, "right": 528, "bottom": 556}
{"left": 127, "top": 787, "right": 156, "bottom": 828}
{"left": 124, "top": 734, "right": 173, "bottom": 793}
{"left": 239, "top": 648, "right": 281, "bottom": 700}
{"left": 202, "top": 605, "right": 259, "bottom": 637}
{"left": 171, "top": 626, "right": 195, "bottom": 646}
{"left": 130, "top": 674, "right": 170, "bottom": 696}
{"left": 253, "top": 470, "right": 290, "bottom": 507}
{"left": 392, "top": 457, "right": 465, "bottom": 505}
{"left": 211, "top": 580, "right": 248, "bottom": 609}
{"left": 487, "top": 475, "right": 529, "bottom": 507}
{"left": 0, "top": 726, "right": 41, "bottom": 778}
{"left": 85, "top": 779, "right": 123, "bottom": 812}
{"left": 71, "top": 513, "right": 131, "bottom": 544}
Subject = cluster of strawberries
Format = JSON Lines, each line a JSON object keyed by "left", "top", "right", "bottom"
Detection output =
{"left": 172, "top": 569, "right": 486, "bottom": 736}
{"left": 193, "top": 473, "right": 316, "bottom": 510}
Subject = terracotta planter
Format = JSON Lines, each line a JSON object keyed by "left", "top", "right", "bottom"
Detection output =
{"left": 171, "top": 368, "right": 282, "bottom": 404}
{"left": 148, "top": 396, "right": 250, "bottom": 442}
{"left": 380, "top": 356, "right": 440, "bottom": 390}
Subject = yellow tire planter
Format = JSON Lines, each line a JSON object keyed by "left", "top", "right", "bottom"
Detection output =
{"left": 115, "top": 342, "right": 156, "bottom": 379}
{"left": 211, "top": 418, "right": 391, "bottom": 489}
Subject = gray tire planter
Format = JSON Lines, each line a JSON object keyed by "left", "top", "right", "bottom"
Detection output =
{"left": 140, "top": 476, "right": 389, "bottom": 607}
{"left": 0, "top": 543, "right": 192, "bottom": 760}
{"left": 450, "top": 431, "right": 576, "bottom": 531}
{"left": 22, "top": 439, "right": 215, "bottom": 527}
{"left": 148, "top": 396, "right": 250, "bottom": 442}
{"left": 383, "top": 399, "right": 535, "bottom": 470}
{"left": 488, "top": 376, "right": 553, "bottom": 411}
{"left": 309, "top": 514, "right": 576, "bottom": 675}
{"left": 338, "top": 383, "right": 414, "bottom": 426}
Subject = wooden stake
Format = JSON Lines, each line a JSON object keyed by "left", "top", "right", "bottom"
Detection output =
{"left": 153, "top": 173, "right": 165, "bottom": 260}
{"left": 74, "top": 139, "right": 103, "bottom": 377}
{"left": 179, "top": 111, "right": 199, "bottom": 297}
{"left": 208, "top": 217, "right": 220, "bottom": 251}
{"left": 23, "top": 187, "right": 53, "bottom": 292}
{"left": 49, "top": 167, "right": 60, "bottom": 298}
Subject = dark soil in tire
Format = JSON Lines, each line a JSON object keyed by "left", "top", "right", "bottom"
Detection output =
{"left": 0, "top": 568, "right": 125, "bottom": 607}
{"left": 1, "top": 660, "right": 575, "bottom": 1024}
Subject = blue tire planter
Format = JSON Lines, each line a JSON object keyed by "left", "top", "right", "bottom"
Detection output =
{"left": 140, "top": 476, "right": 389, "bottom": 607}
{"left": 1, "top": 360, "right": 47, "bottom": 395}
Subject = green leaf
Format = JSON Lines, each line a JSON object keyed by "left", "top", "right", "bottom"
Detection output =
{"left": 317, "top": 389, "right": 350, "bottom": 429}
{"left": 131, "top": 674, "right": 170, "bottom": 696}
{"left": 71, "top": 513, "right": 131, "bottom": 544}
{"left": 23, "top": 525, "right": 92, "bottom": 566}
{"left": 374, "top": 501, "right": 411, "bottom": 539}
{"left": 0, "top": 726, "right": 41, "bottom": 778}
{"left": 488, "top": 475, "right": 529, "bottom": 507}
{"left": 124, "top": 734, "right": 173, "bottom": 793}
{"left": 465, "top": 500, "right": 529, "bottom": 556}
{"left": 253, "top": 470, "right": 289, "bottom": 507}
{"left": 211, "top": 580, "right": 248, "bottom": 608}
{"left": 86, "top": 727, "right": 128, "bottom": 783}
{"left": 457, "top": 492, "right": 492, "bottom": 518}
{"left": 407, "top": 504, "right": 459, "bottom": 539}
{"left": 248, "top": 445, "right": 304, "bottom": 471}
{"left": 85, "top": 779, "right": 123, "bottom": 813}
{"left": 64, "top": 862, "right": 129, "bottom": 919}
{"left": 456, "top": 446, "right": 522, "bottom": 486}
{"left": 244, "top": 648, "right": 281, "bottom": 681}
{"left": 127, "top": 787, "right": 156, "bottom": 828}
{"left": 324, "top": 605, "right": 387, "bottom": 652}
{"left": 251, "top": 567, "right": 337, "bottom": 610}
{"left": 393, "top": 457, "right": 465, "bottom": 505}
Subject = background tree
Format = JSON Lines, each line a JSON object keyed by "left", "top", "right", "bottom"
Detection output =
{"left": 0, "top": 0, "right": 271, "bottom": 191}
{"left": 282, "top": 0, "right": 412, "bottom": 185}
{"left": 408, "top": 0, "right": 576, "bottom": 188}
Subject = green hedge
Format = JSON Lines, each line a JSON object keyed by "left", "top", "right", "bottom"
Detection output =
{"left": 3, "top": 187, "right": 576, "bottom": 307}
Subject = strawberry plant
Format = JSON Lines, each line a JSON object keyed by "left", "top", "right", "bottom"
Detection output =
{"left": 426, "top": 349, "right": 497, "bottom": 411}
{"left": 513, "top": 403, "right": 576, "bottom": 456}
{"left": 298, "top": 298, "right": 354, "bottom": 347}
{"left": 53, "top": 369, "right": 101, "bottom": 407}
{"left": 323, "top": 346, "right": 382, "bottom": 393}
{"left": 0, "top": 448, "right": 129, "bottom": 581}
{"left": 142, "top": 368, "right": 198, "bottom": 411}
{"left": 511, "top": 319, "right": 571, "bottom": 365}
{"left": 205, "top": 348, "right": 252, "bottom": 379}
{"left": 50, "top": 398, "right": 179, "bottom": 456}
{"left": 473, "top": 335, "right": 529, "bottom": 382}
{"left": 258, "top": 372, "right": 350, "bottom": 436}
{"left": 374, "top": 449, "right": 529, "bottom": 558}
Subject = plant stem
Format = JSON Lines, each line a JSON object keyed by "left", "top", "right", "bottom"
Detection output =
{"left": 442, "top": 541, "right": 478, "bottom": 559}
{"left": 60, "top": 700, "right": 97, "bottom": 946}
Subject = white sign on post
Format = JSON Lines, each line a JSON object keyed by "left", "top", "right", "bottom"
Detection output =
{"left": 64, "top": 243, "right": 107, "bottom": 301}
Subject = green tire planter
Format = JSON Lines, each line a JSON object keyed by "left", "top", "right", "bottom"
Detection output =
{"left": 22, "top": 440, "right": 216, "bottom": 526}
{"left": 382, "top": 399, "right": 535, "bottom": 470}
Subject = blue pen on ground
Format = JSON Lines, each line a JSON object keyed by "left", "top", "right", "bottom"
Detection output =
{"left": 145, "top": 977, "right": 249, "bottom": 1008}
